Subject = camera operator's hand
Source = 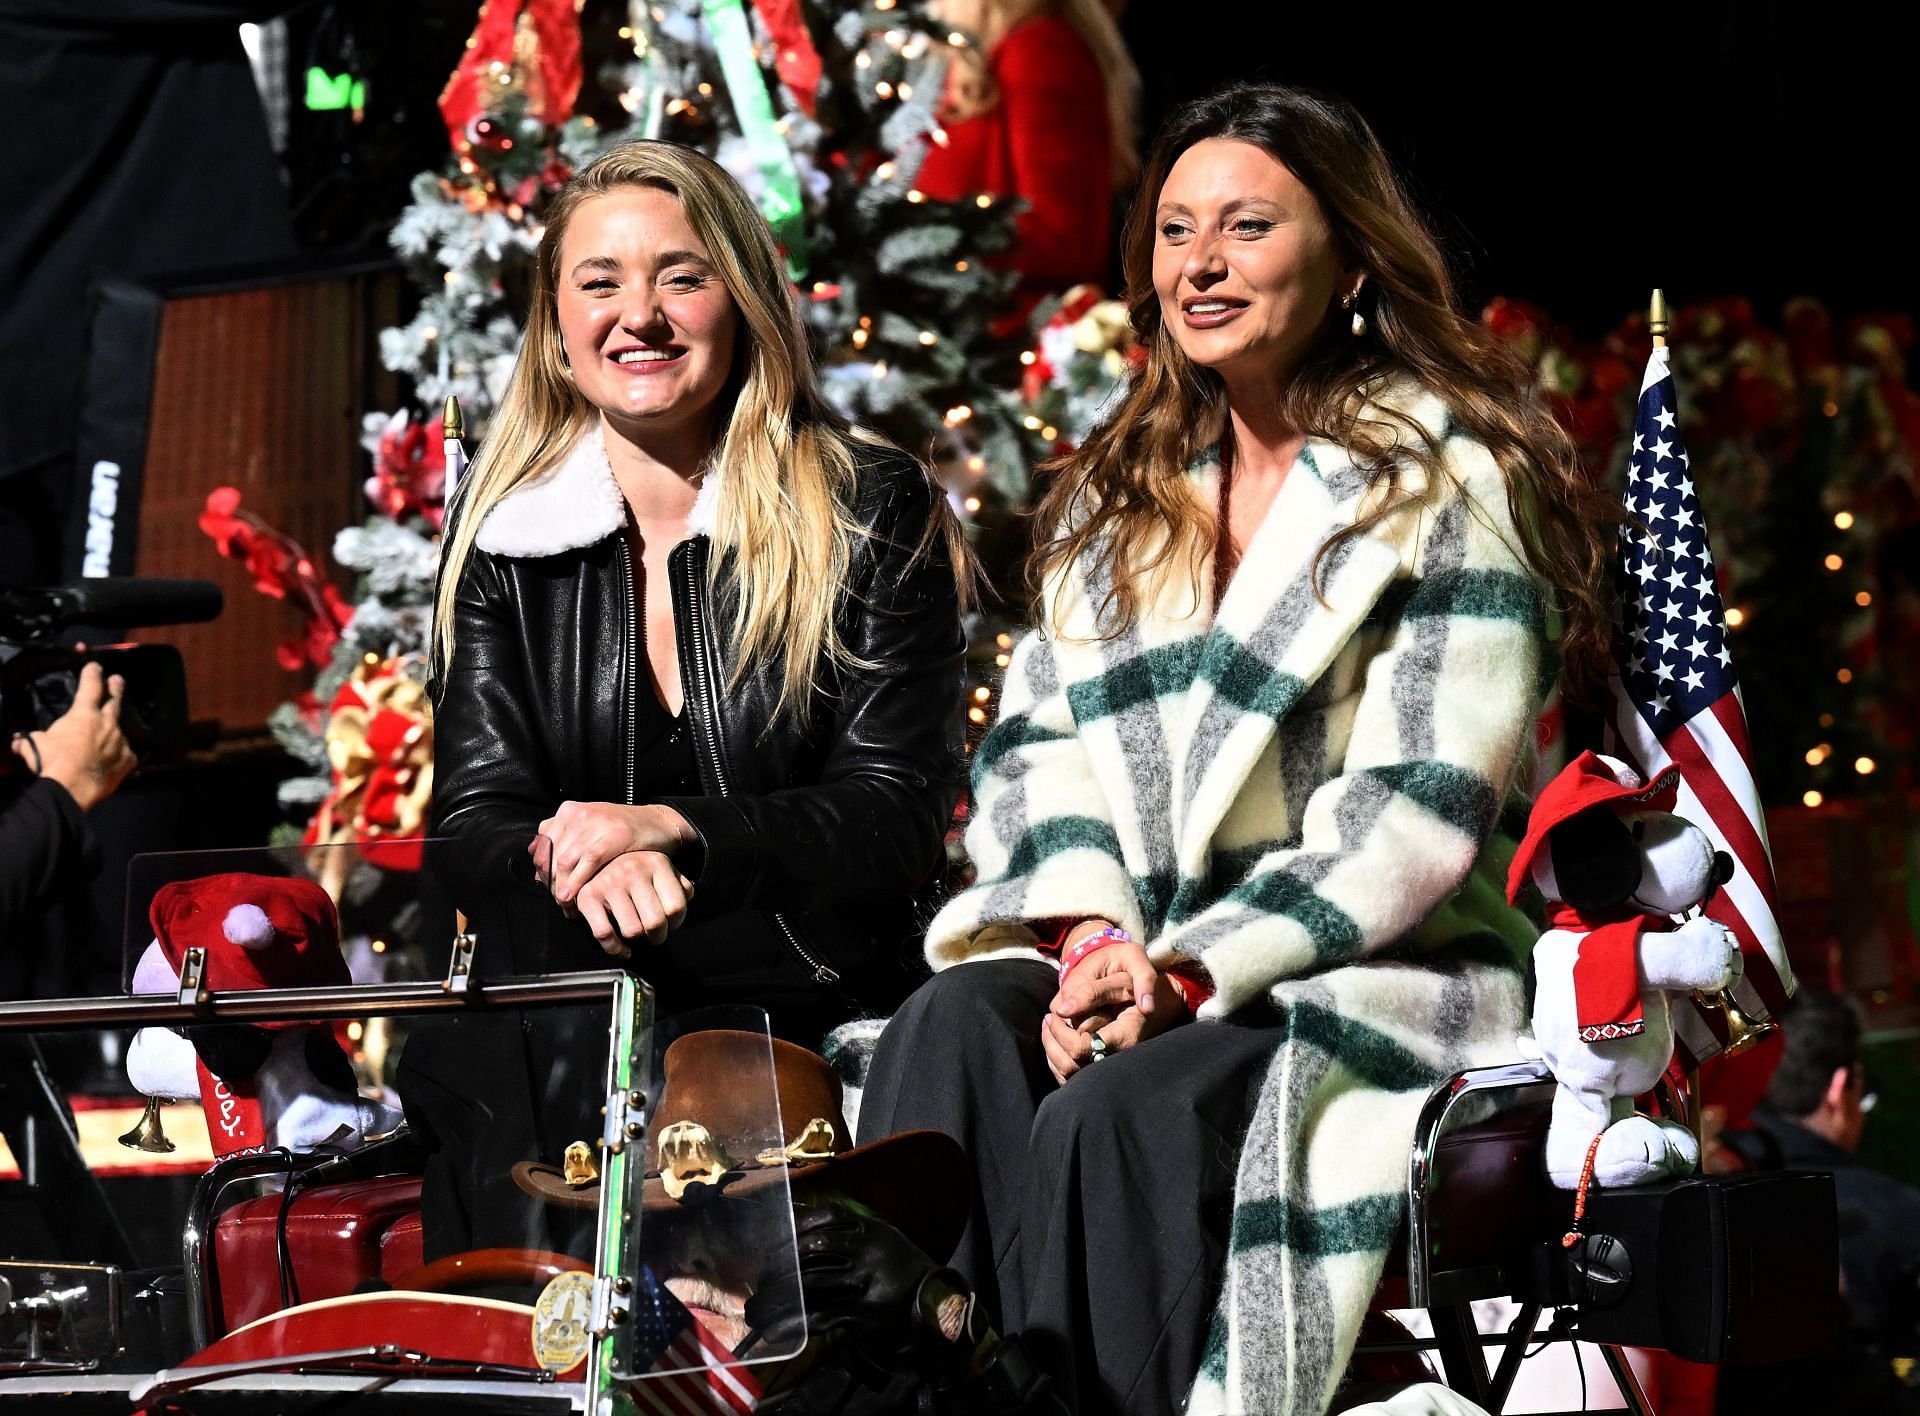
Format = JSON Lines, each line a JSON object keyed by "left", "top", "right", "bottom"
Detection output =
{"left": 12, "top": 661, "right": 136, "bottom": 811}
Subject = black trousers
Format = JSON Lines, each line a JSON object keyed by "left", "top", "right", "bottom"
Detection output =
{"left": 856, "top": 959, "right": 1286, "bottom": 1415}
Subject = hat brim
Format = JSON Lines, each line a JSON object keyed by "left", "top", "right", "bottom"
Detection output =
{"left": 512, "top": 1128, "right": 968, "bottom": 1261}
{"left": 1506, "top": 756, "right": 1682, "bottom": 903}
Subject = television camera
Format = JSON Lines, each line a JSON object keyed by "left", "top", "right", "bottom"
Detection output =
{"left": 0, "top": 578, "right": 222, "bottom": 765}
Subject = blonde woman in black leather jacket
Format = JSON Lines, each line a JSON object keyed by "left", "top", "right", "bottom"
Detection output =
{"left": 427, "top": 140, "right": 969, "bottom": 1035}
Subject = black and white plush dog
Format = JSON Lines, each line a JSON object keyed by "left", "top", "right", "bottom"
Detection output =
{"left": 1509, "top": 752, "right": 1743, "bottom": 1189}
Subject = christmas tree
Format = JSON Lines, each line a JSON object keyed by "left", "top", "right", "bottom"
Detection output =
{"left": 226, "top": 0, "right": 1054, "bottom": 835}
{"left": 381, "top": 0, "right": 1040, "bottom": 501}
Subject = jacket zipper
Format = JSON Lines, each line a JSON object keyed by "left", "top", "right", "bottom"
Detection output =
{"left": 618, "top": 534, "right": 639, "bottom": 807}
{"left": 674, "top": 539, "right": 841, "bottom": 987}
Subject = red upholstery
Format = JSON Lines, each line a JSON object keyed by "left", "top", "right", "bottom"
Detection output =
{"left": 211, "top": 1176, "right": 423, "bottom": 1333}
{"left": 380, "top": 1208, "right": 424, "bottom": 1284}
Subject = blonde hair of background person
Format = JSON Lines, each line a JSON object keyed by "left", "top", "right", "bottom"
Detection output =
{"left": 432, "top": 140, "right": 964, "bottom": 712}
{"left": 936, "top": 0, "right": 1141, "bottom": 187}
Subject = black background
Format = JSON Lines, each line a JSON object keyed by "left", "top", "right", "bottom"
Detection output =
{"left": 1120, "top": 0, "right": 1915, "bottom": 335}
{"left": 300, "top": 0, "right": 1918, "bottom": 338}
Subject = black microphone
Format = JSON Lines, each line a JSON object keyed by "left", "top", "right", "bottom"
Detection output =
{"left": 0, "top": 578, "right": 224, "bottom": 633}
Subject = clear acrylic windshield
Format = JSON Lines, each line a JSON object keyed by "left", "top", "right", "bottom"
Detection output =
{"left": 1, "top": 840, "right": 802, "bottom": 1407}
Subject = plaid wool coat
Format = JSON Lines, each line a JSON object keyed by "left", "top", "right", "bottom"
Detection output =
{"left": 925, "top": 382, "right": 1547, "bottom": 1413}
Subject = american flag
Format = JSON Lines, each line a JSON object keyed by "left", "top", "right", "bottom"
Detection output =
{"left": 628, "top": 1269, "right": 765, "bottom": 1415}
{"left": 1609, "top": 343, "right": 1796, "bottom": 1064}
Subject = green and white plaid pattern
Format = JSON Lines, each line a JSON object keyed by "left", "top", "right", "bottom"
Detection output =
{"left": 927, "top": 382, "right": 1546, "bottom": 1413}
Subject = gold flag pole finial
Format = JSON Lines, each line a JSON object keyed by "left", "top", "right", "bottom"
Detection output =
{"left": 1649, "top": 289, "right": 1669, "bottom": 349}
{"left": 442, "top": 394, "right": 466, "bottom": 443}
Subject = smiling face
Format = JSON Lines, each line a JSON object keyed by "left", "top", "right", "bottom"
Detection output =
{"left": 554, "top": 185, "right": 740, "bottom": 445}
{"left": 1151, "top": 138, "right": 1355, "bottom": 391}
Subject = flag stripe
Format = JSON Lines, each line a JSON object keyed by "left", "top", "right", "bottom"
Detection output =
{"left": 1667, "top": 723, "right": 1794, "bottom": 1012}
{"left": 1671, "top": 707, "right": 1774, "bottom": 897}
{"left": 633, "top": 1375, "right": 712, "bottom": 1416}
{"left": 707, "top": 1356, "right": 762, "bottom": 1410}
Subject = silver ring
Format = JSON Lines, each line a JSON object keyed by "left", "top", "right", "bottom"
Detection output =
{"left": 1088, "top": 1034, "right": 1109, "bottom": 1061}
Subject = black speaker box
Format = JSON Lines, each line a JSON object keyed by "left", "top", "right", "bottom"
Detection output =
{"left": 1536, "top": 1170, "right": 1838, "bottom": 1364}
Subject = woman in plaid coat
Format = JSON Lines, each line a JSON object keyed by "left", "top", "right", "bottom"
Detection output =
{"left": 856, "top": 83, "right": 1619, "bottom": 1415}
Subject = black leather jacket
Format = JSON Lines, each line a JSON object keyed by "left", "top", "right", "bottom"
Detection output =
{"left": 429, "top": 442, "right": 967, "bottom": 1006}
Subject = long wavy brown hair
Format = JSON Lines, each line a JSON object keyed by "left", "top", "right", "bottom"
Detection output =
{"left": 1030, "top": 82, "right": 1619, "bottom": 703}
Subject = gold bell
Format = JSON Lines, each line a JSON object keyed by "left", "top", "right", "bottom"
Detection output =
{"left": 119, "top": 1097, "right": 176, "bottom": 1154}
{"left": 1696, "top": 988, "right": 1778, "bottom": 1060}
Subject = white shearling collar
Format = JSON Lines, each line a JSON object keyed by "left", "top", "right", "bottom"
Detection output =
{"left": 474, "top": 422, "right": 722, "bottom": 557}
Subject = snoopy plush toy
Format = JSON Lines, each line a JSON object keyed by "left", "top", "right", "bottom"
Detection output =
{"left": 1510, "top": 751, "right": 1744, "bottom": 1190}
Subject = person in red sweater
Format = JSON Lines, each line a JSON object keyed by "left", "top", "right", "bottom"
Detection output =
{"left": 915, "top": 0, "right": 1139, "bottom": 309}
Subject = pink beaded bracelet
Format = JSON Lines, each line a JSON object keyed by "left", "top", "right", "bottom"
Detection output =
{"left": 1058, "top": 925, "right": 1133, "bottom": 978}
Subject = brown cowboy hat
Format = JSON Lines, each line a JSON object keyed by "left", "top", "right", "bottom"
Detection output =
{"left": 512, "top": 1030, "right": 967, "bottom": 1260}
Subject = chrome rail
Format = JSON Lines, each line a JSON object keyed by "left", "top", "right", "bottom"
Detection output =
{"left": 0, "top": 970, "right": 629, "bottom": 1033}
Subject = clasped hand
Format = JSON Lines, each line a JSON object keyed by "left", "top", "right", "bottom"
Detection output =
{"left": 1041, "top": 935, "right": 1187, "bottom": 1085}
{"left": 530, "top": 801, "right": 696, "bottom": 958}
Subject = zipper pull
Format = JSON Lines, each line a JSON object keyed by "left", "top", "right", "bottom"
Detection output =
{"left": 811, "top": 964, "right": 841, "bottom": 985}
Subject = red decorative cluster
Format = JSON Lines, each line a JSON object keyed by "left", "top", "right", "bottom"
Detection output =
{"left": 1020, "top": 286, "right": 1104, "bottom": 402}
{"left": 366, "top": 418, "right": 448, "bottom": 530}
{"left": 198, "top": 488, "right": 352, "bottom": 672}
{"left": 306, "top": 657, "right": 433, "bottom": 872}
{"left": 1483, "top": 295, "right": 1920, "bottom": 479}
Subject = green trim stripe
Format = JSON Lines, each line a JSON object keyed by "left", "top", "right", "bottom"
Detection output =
{"left": 1403, "top": 566, "right": 1543, "bottom": 630}
{"left": 1000, "top": 815, "right": 1125, "bottom": 879}
{"left": 1064, "top": 640, "right": 1203, "bottom": 723}
{"left": 1363, "top": 761, "right": 1498, "bottom": 841}
{"left": 1231, "top": 1190, "right": 1406, "bottom": 1263}
{"left": 1200, "top": 632, "right": 1308, "bottom": 718}
{"left": 1224, "top": 869, "right": 1365, "bottom": 964}
{"left": 1287, "top": 999, "right": 1442, "bottom": 1092}
{"left": 971, "top": 713, "right": 1069, "bottom": 783}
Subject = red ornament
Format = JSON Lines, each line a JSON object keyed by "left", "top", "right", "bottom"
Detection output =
{"left": 755, "top": 0, "right": 823, "bottom": 115}
{"left": 366, "top": 415, "right": 448, "bottom": 529}
{"left": 439, "top": 0, "right": 584, "bottom": 156}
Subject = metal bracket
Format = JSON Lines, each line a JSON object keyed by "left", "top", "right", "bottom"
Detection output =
{"left": 442, "top": 932, "right": 477, "bottom": 995}
{"left": 175, "top": 948, "right": 207, "bottom": 1006}
{"left": 588, "top": 1274, "right": 633, "bottom": 1338}
{"left": 599, "top": 1087, "right": 648, "bottom": 1159}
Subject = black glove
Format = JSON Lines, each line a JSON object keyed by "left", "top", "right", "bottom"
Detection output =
{"left": 744, "top": 1203, "right": 971, "bottom": 1369}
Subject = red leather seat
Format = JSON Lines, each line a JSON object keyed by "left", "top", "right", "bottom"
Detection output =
{"left": 211, "top": 1175, "right": 423, "bottom": 1332}
{"left": 380, "top": 1207, "right": 425, "bottom": 1283}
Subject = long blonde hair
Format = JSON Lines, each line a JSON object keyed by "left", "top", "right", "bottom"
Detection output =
{"left": 1031, "top": 83, "right": 1621, "bottom": 704}
{"left": 434, "top": 141, "right": 883, "bottom": 715}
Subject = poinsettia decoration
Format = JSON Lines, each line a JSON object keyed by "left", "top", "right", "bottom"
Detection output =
{"left": 198, "top": 488, "right": 353, "bottom": 671}
{"left": 364, "top": 411, "right": 449, "bottom": 530}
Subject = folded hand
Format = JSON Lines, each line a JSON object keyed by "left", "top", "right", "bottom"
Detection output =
{"left": 567, "top": 850, "right": 694, "bottom": 957}
{"left": 531, "top": 801, "right": 693, "bottom": 906}
{"left": 1042, "top": 940, "right": 1187, "bottom": 1084}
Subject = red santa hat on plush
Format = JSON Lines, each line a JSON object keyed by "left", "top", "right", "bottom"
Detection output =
{"left": 1506, "top": 751, "right": 1680, "bottom": 904}
{"left": 130, "top": 873, "right": 398, "bottom": 1158}
{"left": 148, "top": 873, "right": 350, "bottom": 1006}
